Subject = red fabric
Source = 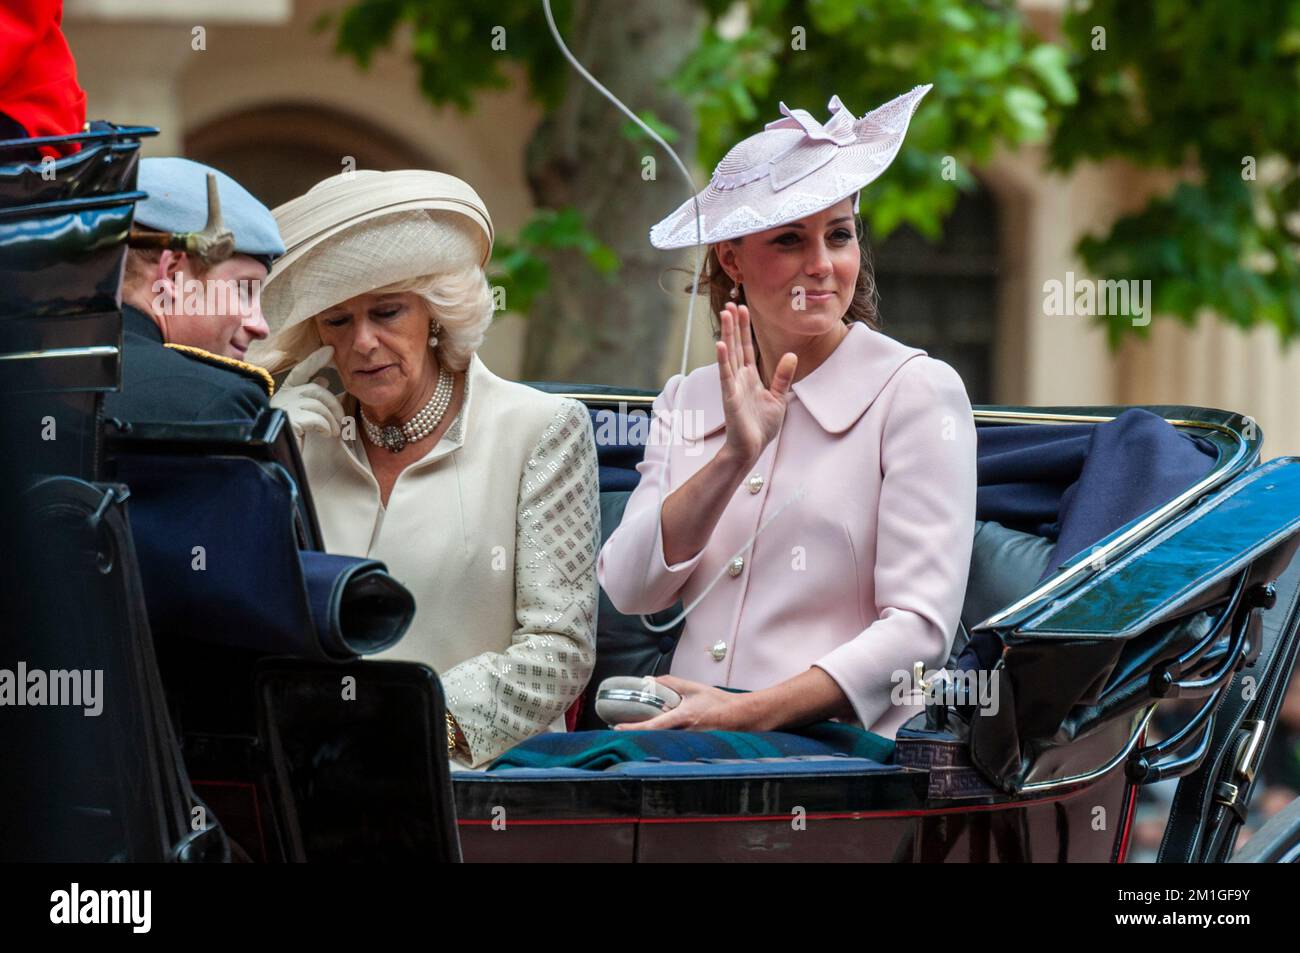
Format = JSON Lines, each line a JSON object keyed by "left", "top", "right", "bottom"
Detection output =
{"left": 565, "top": 693, "right": 583, "bottom": 732}
{"left": 0, "top": 0, "right": 86, "bottom": 154}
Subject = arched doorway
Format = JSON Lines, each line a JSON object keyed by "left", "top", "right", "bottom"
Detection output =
{"left": 185, "top": 103, "right": 439, "bottom": 209}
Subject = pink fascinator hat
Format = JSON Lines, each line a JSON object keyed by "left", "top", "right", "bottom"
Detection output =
{"left": 649, "top": 84, "right": 931, "bottom": 249}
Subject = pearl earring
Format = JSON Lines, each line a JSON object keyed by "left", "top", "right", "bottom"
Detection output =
{"left": 729, "top": 283, "right": 740, "bottom": 300}
{"left": 429, "top": 321, "right": 444, "bottom": 348}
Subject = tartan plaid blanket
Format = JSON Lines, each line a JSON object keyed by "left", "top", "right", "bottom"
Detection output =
{"left": 487, "top": 722, "right": 895, "bottom": 771}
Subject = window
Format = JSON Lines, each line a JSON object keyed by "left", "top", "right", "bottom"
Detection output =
{"left": 870, "top": 186, "right": 1000, "bottom": 404}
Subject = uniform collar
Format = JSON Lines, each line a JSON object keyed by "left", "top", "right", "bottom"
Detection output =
{"left": 121, "top": 304, "right": 164, "bottom": 344}
{"left": 121, "top": 304, "right": 274, "bottom": 395}
{"left": 677, "top": 322, "right": 926, "bottom": 437}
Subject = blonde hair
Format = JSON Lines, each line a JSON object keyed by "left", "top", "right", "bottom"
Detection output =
{"left": 256, "top": 266, "right": 493, "bottom": 376}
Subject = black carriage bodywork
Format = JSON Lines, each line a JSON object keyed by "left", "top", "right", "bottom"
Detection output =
{"left": 0, "top": 124, "right": 444, "bottom": 863}
{"left": 3, "top": 125, "right": 1300, "bottom": 863}
{"left": 448, "top": 391, "right": 1300, "bottom": 863}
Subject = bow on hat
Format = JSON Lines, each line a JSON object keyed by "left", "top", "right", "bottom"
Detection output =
{"left": 765, "top": 93, "right": 909, "bottom": 147}
{"left": 712, "top": 89, "right": 926, "bottom": 193}
{"left": 764, "top": 94, "right": 859, "bottom": 145}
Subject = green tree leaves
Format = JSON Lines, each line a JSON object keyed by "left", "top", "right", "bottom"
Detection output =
{"left": 674, "top": 0, "right": 1074, "bottom": 240}
{"left": 490, "top": 208, "right": 619, "bottom": 314}
{"left": 1054, "top": 0, "right": 1300, "bottom": 342}
{"left": 328, "top": 0, "right": 1299, "bottom": 344}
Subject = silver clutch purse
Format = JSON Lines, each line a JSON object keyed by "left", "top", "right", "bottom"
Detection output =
{"left": 594, "top": 676, "right": 683, "bottom": 726}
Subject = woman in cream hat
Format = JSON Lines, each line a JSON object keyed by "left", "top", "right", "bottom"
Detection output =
{"left": 255, "top": 169, "right": 599, "bottom": 769}
{"left": 598, "top": 87, "right": 979, "bottom": 748}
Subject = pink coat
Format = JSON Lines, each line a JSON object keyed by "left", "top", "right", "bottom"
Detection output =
{"left": 596, "top": 322, "right": 978, "bottom": 739}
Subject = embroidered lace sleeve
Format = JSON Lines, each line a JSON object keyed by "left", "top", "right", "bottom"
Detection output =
{"left": 440, "top": 399, "right": 600, "bottom": 767}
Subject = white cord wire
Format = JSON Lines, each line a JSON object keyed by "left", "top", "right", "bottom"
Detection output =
{"left": 540, "top": 0, "right": 704, "bottom": 376}
{"left": 542, "top": 0, "right": 800, "bottom": 640}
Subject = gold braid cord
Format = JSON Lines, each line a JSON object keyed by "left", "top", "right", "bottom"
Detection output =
{"left": 164, "top": 343, "right": 275, "bottom": 397}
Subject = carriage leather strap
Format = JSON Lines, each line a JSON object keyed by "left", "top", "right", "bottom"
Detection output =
{"left": 1157, "top": 549, "right": 1300, "bottom": 862}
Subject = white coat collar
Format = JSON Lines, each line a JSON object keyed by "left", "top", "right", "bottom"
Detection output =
{"left": 675, "top": 322, "right": 926, "bottom": 437}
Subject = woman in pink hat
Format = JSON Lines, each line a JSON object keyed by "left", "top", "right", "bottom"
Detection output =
{"left": 597, "top": 87, "right": 978, "bottom": 743}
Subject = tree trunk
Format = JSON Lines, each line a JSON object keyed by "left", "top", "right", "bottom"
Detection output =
{"left": 522, "top": 0, "right": 702, "bottom": 388}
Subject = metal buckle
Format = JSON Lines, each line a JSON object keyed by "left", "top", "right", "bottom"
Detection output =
{"left": 1211, "top": 720, "right": 1267, "bottom": 820}
{"left": 1213, "top": 781, "right": 1248, "bottom": 824}
{"left": 1231, "top": 719, "right": 1266, "bottom": 783}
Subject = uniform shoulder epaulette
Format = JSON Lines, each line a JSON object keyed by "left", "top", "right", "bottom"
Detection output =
{"left": 164, "top": 343, "right": 275, "bottom": 397}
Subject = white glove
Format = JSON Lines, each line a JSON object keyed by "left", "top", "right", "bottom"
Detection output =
{"left": 270, "top": 345, "right": 345, "bottom": 444}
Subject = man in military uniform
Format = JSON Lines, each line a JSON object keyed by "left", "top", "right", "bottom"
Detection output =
{"left": 103, "top": 157, "right": 285, "bottom": 423}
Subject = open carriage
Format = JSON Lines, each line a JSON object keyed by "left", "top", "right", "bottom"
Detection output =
{"left": 3, "top": 124, "right": 1300, "bottom": 864}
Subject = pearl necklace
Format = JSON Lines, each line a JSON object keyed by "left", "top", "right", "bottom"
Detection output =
{"left": 360, "top": 366, "right": 454, "bottom": 453}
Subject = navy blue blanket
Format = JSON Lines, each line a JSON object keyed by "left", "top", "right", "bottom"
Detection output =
{"left": 963, "top": 409, "right": 1216, "bottom": 669}
{"left": 975, "top": 408, "right": 1216, "bottom": 579}
{"left": 1039, "top": 409, "right": 1216, "bottom": 577}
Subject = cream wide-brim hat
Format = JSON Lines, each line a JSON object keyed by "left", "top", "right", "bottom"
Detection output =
{"left": 649, "top": 85, "right": 931, "bottom": 250}
{"left": 258, "top": 169, "right": 494, "bottom": 341}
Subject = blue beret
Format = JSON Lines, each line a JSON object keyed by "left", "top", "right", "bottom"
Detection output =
{"left": 135, "top": 157, "right": 286, "bottom": 266}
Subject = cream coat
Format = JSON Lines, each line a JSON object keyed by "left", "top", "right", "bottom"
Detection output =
{"left": 597, "top": 322, "right": 977, "bottom": 740}
{"left": 300, "top": 355, "right": 599, "bottom": 768}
